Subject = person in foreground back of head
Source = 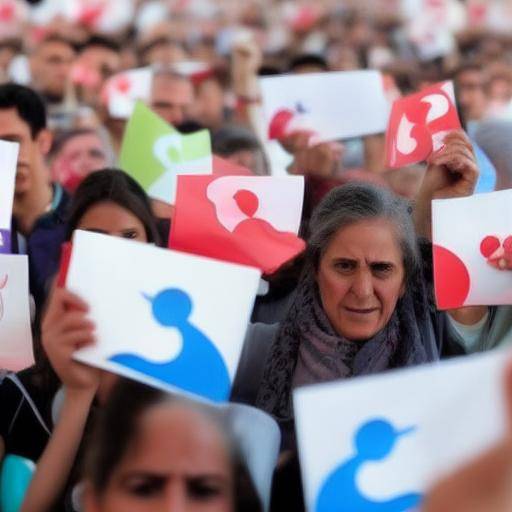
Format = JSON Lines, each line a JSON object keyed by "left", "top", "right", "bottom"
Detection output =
{"left": 423, "top": 359, "right": 512, "bottom": 512}
{"left": 232, "top": 131, "right": 479, "bottom": 448}
{"left": 0, "top": 83, "right": 71, "bottom": 309}
{"left": 82, "top": 379, "right": 262, "bottom": 512}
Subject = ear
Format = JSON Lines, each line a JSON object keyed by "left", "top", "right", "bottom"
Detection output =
{"left": 36, "top": 129, "right": 53, "bottom": 156}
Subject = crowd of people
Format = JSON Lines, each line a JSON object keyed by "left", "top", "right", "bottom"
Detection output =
{"left": 2, "top": 0, "right": 512, "bottom": 511}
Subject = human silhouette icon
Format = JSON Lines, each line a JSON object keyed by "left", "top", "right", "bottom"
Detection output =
{"left": 231, "top": 189, "right": 305, "bottom": 274}
{"left": 316, "top": 419, "right": 421, "bottom": 512}
{"left": 110, "top": 288, "right": 231, "bottom": 402}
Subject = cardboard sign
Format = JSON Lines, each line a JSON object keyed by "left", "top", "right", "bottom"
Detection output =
{"left": 260, "top": 71, "right": 391, "bottom": 143}
{"left": 119, "top": 101, "right": 212, "bottom": 203}
{"left": 0, "top": 141, "right": 19, "bottom": 254}
{"left": 432, "top": 189, "right": 512, "bottom": 309}
{"left": 66, "top": 230, "right": 261, "bottom": 403}
{"left": 294, "top": 350, "right": 508, "bottom": 512}
{"left": 386, "top": 81, "right": 461, "bottom": 168}
{"left": 102, "top": 68, "right": 153, "bottom": 119}
{"left": 0, "top": 255, "right": 34, "bottom": 371}
{"left": 170, "top": 175, "right": 305, "bottom": 274}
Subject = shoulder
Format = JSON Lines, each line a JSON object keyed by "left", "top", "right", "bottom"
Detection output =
{"left": 231, "top": 323, "right": 279, "bottom": 406}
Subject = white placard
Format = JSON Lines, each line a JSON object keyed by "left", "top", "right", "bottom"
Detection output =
{"left": 259, "top": 70, "right": 391, "bottom": 143}
{"left": 66, "top": 230, "right": 261, "bottom": 403}
{"left": 0, "top": 254, "right": 34, "bottom": 371}
{"left": 294, "top": 350, "right": 508, "bottom": 512}
{"left": 0, "top": 140, "right": 18, "bottom": 253}
{"left": 432, "top": 189, "right": 512, "bottom": 307}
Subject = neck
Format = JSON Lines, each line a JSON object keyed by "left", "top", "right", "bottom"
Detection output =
{"left": 13, "top": 180, "right": 54, "bottom": 235}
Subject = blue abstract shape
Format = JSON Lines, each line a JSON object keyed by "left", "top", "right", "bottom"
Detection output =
{"left": 296, "top": 101, "right": 308, "bottom": 114}
{"left": 110, "top": 288, "right": 231, "bottom": 402}
{"left": 316, "top": 419, "right": 422, "bottom": 512}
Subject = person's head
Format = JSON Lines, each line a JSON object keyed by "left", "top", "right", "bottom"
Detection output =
{"left": 84, "top": 379, "right": 262, "bottom": 512}
{"left": 307, "top": 183, "right": 419, "bottom": 341}
{"left": 150, "top": 70, "right": 195, "bottom": 127}
{"left": 66, "top": 169, "right": 160, "bottom": 244}
{"left": 454, "top": 63, "right": 489, "bottom": 123}
{"left": 212, "top": 126, "right": 269, "bottom": 176}
{"left": 0, "top": 83, "right": 51, "bottom": 196}
{"left": 75, "top": 36, "right": 122, "bottom": 107}
{"left": 288, "top": 54, "right": 328, "bottom": 74}
{"left": 49, "top": 128, "right": 114, "bottom": 192}
{"left": 195, "top": 75, "right": 227, "bottom": 131}
{"left": 139, "top": 37, "right": 187, "bottom": 67}
{"left": 30, "top": 35, "right": 76, "bottom": 102}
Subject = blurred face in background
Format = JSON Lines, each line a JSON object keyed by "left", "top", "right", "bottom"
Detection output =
{"left": 150, "top": 74, "right": 195, "bottom": 127}
{"left": 456, "top": 68, "right": 489, "bottom": 122}
{"left": 195, "top": 78, "right": 225, "bottom": 130}
{"left": 51, "top": 131, "right": 109, "bottom": 192}
{"left": 31, "top": 39, "right": 76, "bottom": 102}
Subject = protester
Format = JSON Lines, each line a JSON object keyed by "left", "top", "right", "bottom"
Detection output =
{"left": 0, "top": 83, "right": 71, "bottom": 309}
{"left": 82, "top": 379, "right": 262, "bottom": 512}
{"left": 233, "top": 131, "right": 479, "bottom": 445}
{"left": 49, "top": 128, "right": 115, "bottom": 193}
{"left": 0, "top": 170, "right": 161, "bottom": 511}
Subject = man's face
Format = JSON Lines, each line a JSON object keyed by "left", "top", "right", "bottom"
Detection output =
{"left": 456, "top": 69, "right": 489, "bottom": 122}
{"left": 31, "top": 41, "right": 76, "bottom": 101}
{"left": 0, "top": 108, "right": 49, "bottom": 196}
{"left": 150, "top": 75, "right": 195, "bottom": 127}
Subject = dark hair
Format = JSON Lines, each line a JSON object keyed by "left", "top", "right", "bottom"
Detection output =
{"left": 0, "top": 83, "right": 47, "bottom": 138}
{"left": 213, "top": 125, "right": 262, "bottom": 156}
{"left": 85, "top": 379, "right": 262, "bottom": 512}
{"left": 80, "top": 35, "right": 120, "bottom": 54}
{"left": 289, "top": 54, "right": 328, "bottom": 73}
{"left": 65, "top": 169, "right": 160, "bottom": 244}
{"left": 307, "top": 182, "right": 420, "bottom": 281}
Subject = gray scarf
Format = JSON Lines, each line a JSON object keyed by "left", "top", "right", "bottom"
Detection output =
{"left": 256, "top": 267, "right": 438, "bottom": 422}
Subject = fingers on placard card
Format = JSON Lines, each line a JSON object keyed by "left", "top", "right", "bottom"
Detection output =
{"left": 385, "top": 81, "right": 461, "bottom": 168}
{"left": 432, "top": 189, "right": 512, "bottom": 309}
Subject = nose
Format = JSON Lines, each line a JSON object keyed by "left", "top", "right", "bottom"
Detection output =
{"left": 162, "top": 481, "right": 188, "bottom": 512}
{"left": 350, "top": 269, "right": 374, "bottom": 299}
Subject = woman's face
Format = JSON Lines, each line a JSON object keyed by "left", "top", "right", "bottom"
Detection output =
{"left": 77, "top": 201, "right": 148, "bottom": 242}
{"left": 86, "top": 403, "right": 235, "bottom": 512}
{"left": 316, "top": 218, "right": 406, "bottom": 341}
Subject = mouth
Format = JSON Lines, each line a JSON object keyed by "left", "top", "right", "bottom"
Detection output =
{"left": 344, "top": 307, "right": 379, "bottom": 315}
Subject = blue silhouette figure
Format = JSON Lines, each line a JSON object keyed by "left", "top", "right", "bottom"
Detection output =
{"left": 316, "top": 419, "right": 422, "bottom": 512}
{"left": 109, "top": 288, "right": 231, "bottom": 402}
{"left": 296, "top": 101, "right": 308, "bottom": 114}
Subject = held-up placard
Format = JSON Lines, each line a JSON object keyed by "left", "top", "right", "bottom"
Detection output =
{"left": 170, "top": 175, "right": 305, "bottom": 274}
{"left": 0, "top": 255, "right": 34, "bottom": 371}
{"left": 260, "top": 70, "right": 390, "bottom": 143}
{"left": 432, "top": 189, "right": 512, "bottom": 309}
{"left": 385, "top": 81, "right": 461, "bottom": 168}
{"left": 294, "top": 350, "right": 508, "bottom": 512}
{"left": 119, "top": 101, "right": 212, "bottom": 203}
{"left": 0, "top": 140, "right": 19, "bottom": 254}
{"left": 66, "top": 230, "right": 261, "bottom": 403}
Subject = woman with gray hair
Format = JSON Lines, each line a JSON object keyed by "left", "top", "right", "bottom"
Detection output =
{"left": 232, "top": 131, "right": 479, "bottom": 446}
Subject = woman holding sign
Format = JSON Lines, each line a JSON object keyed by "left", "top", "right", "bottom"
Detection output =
{"left": 2, "top": 169, "right": 161, "bottom": 512}
{"left": 233, "top": 131, "right": 480, "bottom": 447}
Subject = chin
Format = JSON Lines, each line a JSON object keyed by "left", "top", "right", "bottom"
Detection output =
{"left": 336, "top": 322, "right": 382, "bottom": 342}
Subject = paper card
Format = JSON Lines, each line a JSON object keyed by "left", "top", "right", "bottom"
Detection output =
{"left": 294, "top": 350, "right": 509, "bottom": 512}
{"left": 66, "top": 230, "right": 261, "bottom": 403}
{"left": 169, "top": 175, "right": 305, "bottom": 274}
{"left": 0, "top": 255, "right": 34, "bottom": 371}
{"left": 119, "top": 101, "right": 212, "bottom": 203}
{"left": 259, "top": 71, "right": 391, "bottom": 143}
{"left": 0, "top": 141, "right": 19, "bottom": 254}
{"left": 432, "top": 189, "right": 512, "bottom": 309}
{"left": 102, "top": 68, "right": 153, "bottom": 119}
{"left": 385, "top": 81, "right": 461, "bottom": 169}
